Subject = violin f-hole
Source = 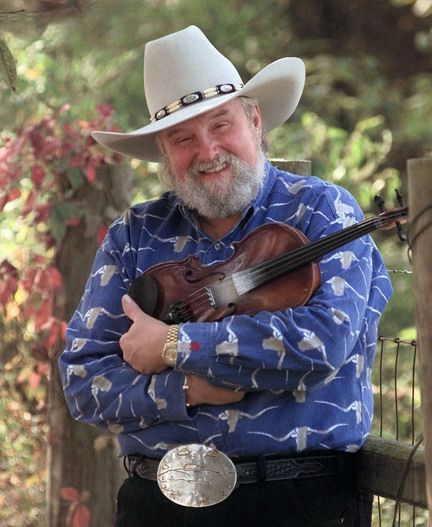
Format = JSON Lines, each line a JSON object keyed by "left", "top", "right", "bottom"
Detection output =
{"left": 184, "top": 269, "right": 226, "bottom": 284}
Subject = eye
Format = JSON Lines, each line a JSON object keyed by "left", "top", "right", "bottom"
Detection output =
{"left": 174, "top": 135, "right": 193, "bottom": 146}
{"left": 215, "top": 120, "right": 230, "bottom": 129}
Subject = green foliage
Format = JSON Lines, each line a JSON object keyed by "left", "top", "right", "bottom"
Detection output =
{"left": 269, "top": 111, "right": 397, "bottom": 207}
{"left": 0, "top": 323, "right": 47, "bottom": 527}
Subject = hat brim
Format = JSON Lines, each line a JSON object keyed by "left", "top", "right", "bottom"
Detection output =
{"left": 91, "top": 57, "right": 305, "bottom": 163}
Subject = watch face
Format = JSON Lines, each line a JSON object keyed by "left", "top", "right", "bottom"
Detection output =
{"left": 163, "top": 343, "right": 177, "bottom": 365}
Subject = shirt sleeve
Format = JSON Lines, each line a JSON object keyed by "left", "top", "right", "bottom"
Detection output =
{"left": 58, "top": 214, "right": 192, "bottom": 433}
{"left": 175, "top": 186, "right": 392, "bottom": 393}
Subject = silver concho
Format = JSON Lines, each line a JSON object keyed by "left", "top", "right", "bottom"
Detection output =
{"left": 155, "top": 108, "right": 167, "bottom": 120}
{"left": 219, "top": 84, "right": 233, "bottom": 93}
{"left": 157, "top": 444, "right": 237, "bottom": 507}
{"left": 182, "top": 93, "right": 200, "bottom": 105}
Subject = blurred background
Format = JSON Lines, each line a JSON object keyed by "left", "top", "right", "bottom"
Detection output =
{"left": 0, "top": 0, "right": 430, "bottom": 525}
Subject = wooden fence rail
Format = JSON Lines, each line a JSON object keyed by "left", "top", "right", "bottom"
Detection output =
{"left": 358, "top": 436, "right": 426, "bottom": 509}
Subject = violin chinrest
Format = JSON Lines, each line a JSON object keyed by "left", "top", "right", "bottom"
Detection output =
{"left": 128, "top": 273, "right": 159, "bottom": 316}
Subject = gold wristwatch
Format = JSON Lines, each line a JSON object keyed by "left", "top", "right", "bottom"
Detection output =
{"left": 161, "top": 324, "right": 180, "bottom": 366}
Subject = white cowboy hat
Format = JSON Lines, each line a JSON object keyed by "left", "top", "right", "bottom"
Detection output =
{"left": 92, "top": 25, "right": 305, "bottom": 163}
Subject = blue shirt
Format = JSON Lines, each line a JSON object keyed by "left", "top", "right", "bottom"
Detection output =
{"left": 59, "top": 161, "right": 392, "bottom": 459}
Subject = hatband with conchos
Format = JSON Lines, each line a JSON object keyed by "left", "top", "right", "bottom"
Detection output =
{"left": 151, "top": 83, "right": 244, "bottom": 122}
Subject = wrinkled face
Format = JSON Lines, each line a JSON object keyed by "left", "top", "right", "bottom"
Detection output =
{"left": 157, "top": 98, "right": 266, "bottom": 219}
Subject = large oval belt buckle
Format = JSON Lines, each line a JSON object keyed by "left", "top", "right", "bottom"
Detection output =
{"left": 157, "top": 443, "right": 237, "bottom": 507}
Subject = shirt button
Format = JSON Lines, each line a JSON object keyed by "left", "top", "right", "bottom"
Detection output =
{"left": 214, "top": 242, "right": 221, "bottom": 251}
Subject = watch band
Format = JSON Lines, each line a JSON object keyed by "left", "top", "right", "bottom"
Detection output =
{"left": 161, "top": 324, "right": 180, "bottom": 366}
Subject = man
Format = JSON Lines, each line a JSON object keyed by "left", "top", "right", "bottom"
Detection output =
{"left": 59, "top": 25, "right": 392, "bottom": 526}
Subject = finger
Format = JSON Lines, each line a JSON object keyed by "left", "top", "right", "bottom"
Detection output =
{"left": 121, "top": 294, "right": 142, "bottom": 321}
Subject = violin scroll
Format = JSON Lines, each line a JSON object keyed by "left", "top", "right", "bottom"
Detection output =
{"left": 374, "top": 190, "right": 408, "bottom": 241}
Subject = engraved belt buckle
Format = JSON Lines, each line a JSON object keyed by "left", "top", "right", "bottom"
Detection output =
{"left": 157, "top": 443, "right": 237, "bottom": 507}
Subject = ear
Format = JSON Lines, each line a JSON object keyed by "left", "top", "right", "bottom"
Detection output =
{"left": 252, "top": 103, "right": 263, "bottom": 144}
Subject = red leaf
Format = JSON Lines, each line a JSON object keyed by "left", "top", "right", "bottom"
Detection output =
{"left": 43, "top": 318, "right": 64, "bottom": 350}
{"left": 60, "top": 320, "right": 67, "bottom": 339}
{"left": 32, "top": 268, "right": 46, "bottom": 291}
{"left": 32, "top": 254, "right": 46, "bottom": 266}
{"left": 35, "top": 203, "right": 51, "bottom": 222}
{"left": 97, "top": 225, "right": 107, "bottom": 246}
{"left": 31, "top": 165, "right": 45, "bottom": 188}
{"left": 22, "top": 268, "right": 37, "bottom": 291}
{"left": 70, "top": 155, "right": 83, "bottom": 168}
{"left": 63, "top": 123, "right": 80, "bottom": 139}
{"left": 85, "top": 165, "right": 96, "bottom": 184}
{"left": 48, "top": 266, "right": 63, "bottom": 290}
{"left": 97, "top": 103, "right": 113, "bottom": 118}
{"left": 0, "top": 260, "right": 19, "bottom": 304}
{"left": 7, "top": 187, "right": 21, "bottom": 202}
{"left": 29, "top": 130, "right": 47, "bottom": 155}
{"left": 28, "top": 369, "right": 41, "bottom": 390}
{"left": 37, "top": 361, "right": 50, "bottom": 376}
{"left": 0, "top": 194, "right": 8, "bottom": 211}
{"left": 35, "top": 298, "right": 53, "bottom": 331}
{"left": 0, "top": 259, "right": 18, "bottom": 278}
{"left": 70, "top": 503, "right": 91, "bottom": 527}
{"left": 65, "top": 216, "right": 82, "bottom": 227}
{"left": 61, "top": 487, "right": 80, "bottom": 502}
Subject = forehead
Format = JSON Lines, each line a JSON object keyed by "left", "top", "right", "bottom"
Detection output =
{"left": 162, "top": 98, "right": 244, "bottom": 137}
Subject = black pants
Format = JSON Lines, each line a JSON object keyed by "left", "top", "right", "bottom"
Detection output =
{"left": 115, "top": 472, "right": 373, "bottom": 527}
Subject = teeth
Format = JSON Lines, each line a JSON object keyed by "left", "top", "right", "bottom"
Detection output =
{"left": 199, "top": 161, "right": 227, "bottom": 173}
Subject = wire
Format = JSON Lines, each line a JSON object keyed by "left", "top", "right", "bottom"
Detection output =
{"left": 391, "top": 434, "right": 424, "bottom": 527}
{"left": 407, "top": 204, "right": 432, "bottom": 250}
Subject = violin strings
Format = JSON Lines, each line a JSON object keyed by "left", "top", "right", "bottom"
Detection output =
{"left": 232, "top": 210, "right": 406, "bottom": 294}
{"left": 244, "top": 210, "right": 406, "bottom": 290}
{"left": 167, "top": 209, "right": 407, "bottom": 320}
{"left": 233, "top": 218, "right": 381, "bottom": 292}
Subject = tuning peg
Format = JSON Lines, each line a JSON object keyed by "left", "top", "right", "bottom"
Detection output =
{"left": 374, "top": 194, "right": 386, "bottom": 213}
{"left": 394, "top": 189, "right": 407, "bottom": 242}
{"left": 395, "top": 188, "right": 405, "bottom": 207}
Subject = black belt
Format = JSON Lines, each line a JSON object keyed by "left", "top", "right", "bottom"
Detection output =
{"left": 127, "top": 451, "right": 354, "bottom": 485}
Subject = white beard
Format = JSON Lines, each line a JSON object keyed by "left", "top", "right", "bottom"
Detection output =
{"left": 163, "top": 149, "right": 266, "bottom": 220}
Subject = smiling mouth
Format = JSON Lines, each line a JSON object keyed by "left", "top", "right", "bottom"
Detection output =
{"left": 198, "top": 160, "right": 229, "bottom": 175}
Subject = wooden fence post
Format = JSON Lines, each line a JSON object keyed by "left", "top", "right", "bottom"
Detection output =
{"left": 408, "top": 157, "right": 432, "bottom": 517}
{"left": 270, "top": 159, "right": 312, "bottom": 176}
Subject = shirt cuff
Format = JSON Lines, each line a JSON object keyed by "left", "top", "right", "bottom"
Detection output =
{"left": 176, "top": 322, "right": 214, "bottom": 376}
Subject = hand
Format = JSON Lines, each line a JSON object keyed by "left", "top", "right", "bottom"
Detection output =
{"left": 120, "top": 294, "right": 169, "bottom": 374}
{"left": 185, "top": 373, "right": 245, "bottom": 406}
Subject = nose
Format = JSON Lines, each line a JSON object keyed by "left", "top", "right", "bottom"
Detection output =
{"left": 196, "top": 132, "right": 220, "bottom": 161}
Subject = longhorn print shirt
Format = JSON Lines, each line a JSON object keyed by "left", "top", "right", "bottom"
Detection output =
{"left": 59, "top": 161, "right": 392, "bottom": 458}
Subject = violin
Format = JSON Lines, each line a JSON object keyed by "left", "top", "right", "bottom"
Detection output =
{"left": 128, "top": 206, "right": 408, "bottom": 324}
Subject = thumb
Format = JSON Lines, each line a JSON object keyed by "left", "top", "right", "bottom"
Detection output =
{"left": 122, "top": 294, "right": 142, "bottom": 321}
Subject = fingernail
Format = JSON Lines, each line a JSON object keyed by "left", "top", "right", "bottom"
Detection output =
{"left": 122, "top": 294, "right": 131, "bottom": 306}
